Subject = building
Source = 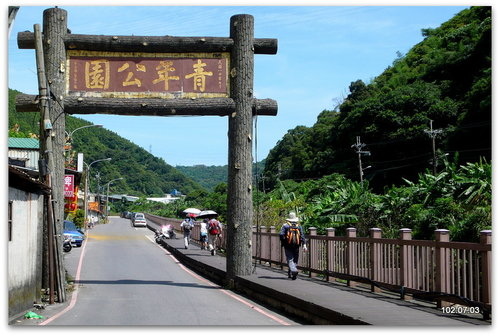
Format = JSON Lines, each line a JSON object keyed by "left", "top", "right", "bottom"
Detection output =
{"left": 7, "top": 137, "right": 82, "bottom": 318}
{"left": 8, "top": 137, "right": 40, "bottom": 171}
{"left": 8, "top": 165, "right": 49, "bottom": 317}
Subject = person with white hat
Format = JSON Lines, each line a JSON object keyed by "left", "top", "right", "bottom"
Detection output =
{"left": 279, "top": 212, "right": 307, "bottom": 280}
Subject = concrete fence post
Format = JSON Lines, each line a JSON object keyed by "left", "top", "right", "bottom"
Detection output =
{"left": 326, "top": 228, "right": 336, "bottom": 282}
{"left": 308, "top": 227, "right": 317, "bottom": 278}
{"left": 480, "top": 230, "right": 491, "bottom": 310}
{"left": 370, "top": 228, "right": 382, "bottom": 293}
{"left": 346, "top": 227, "right": 357, "bottom": 287}
{"left": 269, "top": 225, "right": 277, "bottom": 266}
{"left": 326, "top": 228, "right": 336, "bottom": 237}
{"left": 435, "top": 229, "right": 451, "bottom": 308}
{"left": 399, "top": 228, "right": 413, "bottom": 300}
{"left": 260, "top": 225, "right": 267, "bottom": 264}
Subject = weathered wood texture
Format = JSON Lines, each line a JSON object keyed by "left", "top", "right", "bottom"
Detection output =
{"left": 42, "top": 7, "right": 67, "bottom": 302}
{"left": 18, "top": 32, "right": 278, "bottom": 54}
{"left": 16, "top": 94, "right": 277, "bottom": 117}
{"left": 226, "top": 14, "right": 255, "bottom": 279}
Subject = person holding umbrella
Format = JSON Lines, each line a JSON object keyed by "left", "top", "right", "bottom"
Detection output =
{"left": 180, "top": 208, "right": 200, "bottom": 249}
{"left": 199, "top": 210, "right": 222, "bottom": 256}
{"left": 181, "top": 213, "right": 196, "bottom": 249}
{"left": 207, "top": 217, "right": 222, "bottom": 256}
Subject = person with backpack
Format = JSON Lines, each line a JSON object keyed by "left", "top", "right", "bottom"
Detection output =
{"left": 199, "top": 219, "right": 208, "bottom": 250}
{"left": 207, "top": 217, "right": 222, "bottom": 255}
{"left": 279, "top": 212, "right": 307, "bottom": 280}
{"left": 181, "top": 215, "right": 195, "bottom": 249}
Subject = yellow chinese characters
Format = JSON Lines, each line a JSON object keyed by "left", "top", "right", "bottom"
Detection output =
{"left": 85, "top": 59, "right": 110, "bottom": 89}
{"left": 185, "top": 59, "right": 213, "bottom": 92}
{"left": 152, "top": 61, "right": 180, "bottom": 90}
{"left": 118, "top": 62, "right": 146, "bottom": 87}
{"left": 78, "top": 55, "right": 225, "bottom": 94}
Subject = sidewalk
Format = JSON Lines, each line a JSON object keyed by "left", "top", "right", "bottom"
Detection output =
{"left": 166, "top": 236, "right": 490, "bottom": 326}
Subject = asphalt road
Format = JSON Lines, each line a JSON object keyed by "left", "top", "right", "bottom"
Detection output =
{"left": 45, "top": 216, "right": 298, "bottom": 326}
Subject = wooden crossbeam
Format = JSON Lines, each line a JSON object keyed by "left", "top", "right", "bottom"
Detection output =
{"left": 17, "top": 32, "right": 278, "bottom": 54}
{"left": 15, "top": 94, "right": 278, "bottom": 116}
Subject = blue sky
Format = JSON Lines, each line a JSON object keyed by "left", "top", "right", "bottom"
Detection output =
{"left": 6, "top": 2, "right": 475, "bottom": 166}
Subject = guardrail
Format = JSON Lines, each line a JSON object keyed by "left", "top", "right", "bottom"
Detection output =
{"left": 145, "top": 213, "right": 491, "bottom": 319}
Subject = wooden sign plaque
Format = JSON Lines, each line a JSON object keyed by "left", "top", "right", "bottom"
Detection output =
{"left": 66, "top": 50, "right": 229, "bottom": 98}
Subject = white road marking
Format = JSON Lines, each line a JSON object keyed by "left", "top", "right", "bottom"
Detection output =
{"left": 145, "top": 234, "right": 291, "bottom": 325}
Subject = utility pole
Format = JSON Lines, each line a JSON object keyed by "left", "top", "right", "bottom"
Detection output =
{"left": 424, "top": 120, "right": 443, "bottom": 175}
{"left": 351, "top": 136, "right": 371, "bottom": 182}
{"left": 34, "top": 23, "right": 58, "bottom": 304}
{"left": 41, "top": 8, "right": 68, "bottom": 303}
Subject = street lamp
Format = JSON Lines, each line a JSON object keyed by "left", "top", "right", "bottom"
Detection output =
{"left": 64, "top": 124, "right": 103, "bottom": 167}
{"left": 83, "top": 158, "right": 112, "bottom": 229}
{"left": 105, "top": 177, "right": 124, "bottom": 220}
{"left": 65, "top": 124, "right": 103, "bottom": 141}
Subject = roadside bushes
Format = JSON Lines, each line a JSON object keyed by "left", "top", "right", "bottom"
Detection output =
{"left": 256, "top": 159, "right": 491, "bottom": 242}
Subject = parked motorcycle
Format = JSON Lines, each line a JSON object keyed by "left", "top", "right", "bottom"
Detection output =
{"left": 154, "top": 229, "right": 163, "bottom": 243}
{"left": 155, "top": 224, "right": 176, "bottom": 243}
{"left": 164, "top": 224, "right": 177, "bottom": 239}
{"left": 63, "top": 234, "right": 72, "bottom": 252}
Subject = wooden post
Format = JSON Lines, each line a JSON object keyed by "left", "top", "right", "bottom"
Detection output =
{"left": 370, "top": 228, "right": 382, "bottom": 293}
{"left": 399, "top": 228, "right": 412, "bottom": 300}
{"left": 269, "top": 226, "right": 276, "bottom": 266}
{"left": 435, "top": 229, "right": 451, "bottom": 308}
{"left": 308, "top": 227, "right": 317, "bottom": 278}
{"left": 260, "top": 225, "right": 267, "bottom": 264}
{"left": 326, "top": 228, "right": 336, "bottom": 282}
{"left": 479, "top": 230, "right": 491, "bottom": 310}
{"left": 346, "top": 227, "right": 357, "bottom": 287}
{"left": 226, "top": 14, "right": 255, "bottom": 282}
{"left": 43, "top": 7, "right": 68, "bottom": 302}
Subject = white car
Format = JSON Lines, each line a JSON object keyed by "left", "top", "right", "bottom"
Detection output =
{"left": 132, "top": 213, "right": 147, "bottom": 227}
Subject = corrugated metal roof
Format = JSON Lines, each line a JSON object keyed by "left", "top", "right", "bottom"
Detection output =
{"left": 8, "top": 137, "right": 39, "bottom": 149}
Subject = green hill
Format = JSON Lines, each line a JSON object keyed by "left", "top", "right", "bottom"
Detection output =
{"left": 8, "top": 88, "right": 204, "bottom": 197}
{"left": 263, "top": 6, "right": 491, "bottom": 191}
{"left": 175, "top": 165, "right": 227, "bottom": 191}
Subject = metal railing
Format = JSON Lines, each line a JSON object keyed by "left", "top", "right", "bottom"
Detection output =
{"left": 145, "top": 214, "right": 491, "bottom": 318}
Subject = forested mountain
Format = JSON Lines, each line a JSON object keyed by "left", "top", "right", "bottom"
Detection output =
{"left": 176, "top": 160, "right": 265, "bottom": 191}
{"left": 263, "top": 6, "right": 491, "bottom": 192}
{"left": 175, "top": 165, "right": 227, "bottom": 191}
{"left": 8, "top": 89, "right": 204, "bottom": 197}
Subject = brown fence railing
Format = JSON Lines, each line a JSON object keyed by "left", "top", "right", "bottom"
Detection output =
{"left": 145, "top": 214, "right": 491, "bottom": 319}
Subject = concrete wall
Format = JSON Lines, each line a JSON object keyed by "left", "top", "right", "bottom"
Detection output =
{"left": 8, "top": 187, "right": 44, "bottom": 317}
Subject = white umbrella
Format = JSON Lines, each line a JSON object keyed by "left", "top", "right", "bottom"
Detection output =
{"left": 197, "top": 210, "right": 218, "bottom": 219}
{"left": 182, "top": 208, "right": 201, "bottom": 215}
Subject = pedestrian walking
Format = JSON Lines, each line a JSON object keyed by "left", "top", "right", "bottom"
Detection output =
{"left": 207, "top": 217, "right": 222, "bottom": 255}
{"left": 181, "top": 215, "right": 195, "bottom": 249}
{"left": 200, "top": 219, "right": 208, "bottom": 250}
{"left": 279, "top": 212, "right": 307, "bottom": 280}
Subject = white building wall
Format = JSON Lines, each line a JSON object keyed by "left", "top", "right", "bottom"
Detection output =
{"left": 8, "top": 148, "right": 39, "bottom": 170}
{"left": 8, "top": 187, "right": 44, "bottom": 317}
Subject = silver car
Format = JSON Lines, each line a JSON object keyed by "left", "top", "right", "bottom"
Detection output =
{"left": 132, "top": 213, "right": 147, "bottom": 227}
